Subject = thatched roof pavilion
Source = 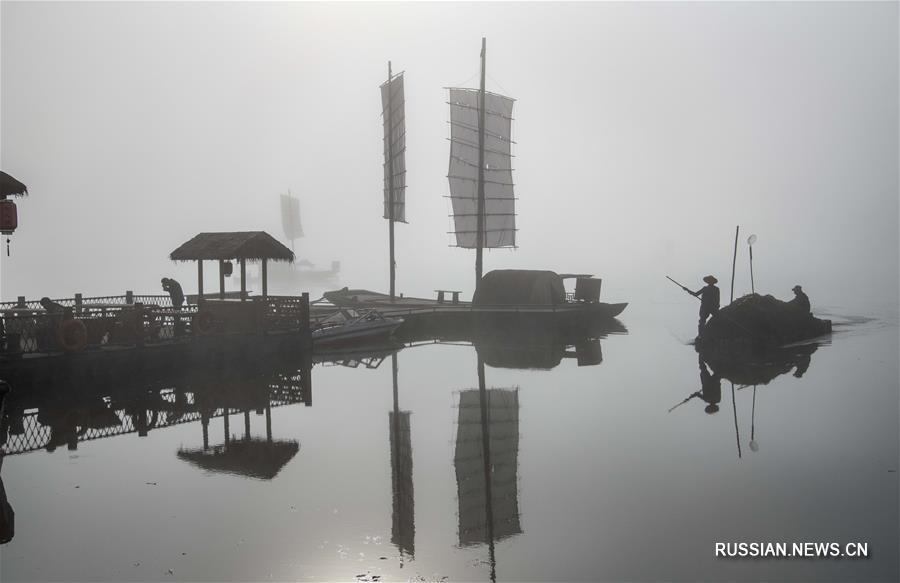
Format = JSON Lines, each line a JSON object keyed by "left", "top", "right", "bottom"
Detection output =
{"left": 170, "top": 231, "right": 293, "bottom": 300}
{"left": 0, "top": 171, "right": 28, "bottom": 199}
{"left": 170, "top": 231, "right": 293, "bottom": 262}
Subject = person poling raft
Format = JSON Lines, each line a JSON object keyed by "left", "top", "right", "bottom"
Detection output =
{"left": 666, "top": 275, "right": 720, "bottom": 337}
{"left": 667, "top": 276, "right": 832, "bottom": 345}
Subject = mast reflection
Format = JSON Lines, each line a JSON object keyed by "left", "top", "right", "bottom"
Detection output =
{"left": 389, "top": 353, "right": 415, "bottom": 560}
{"left": 454, "top": 357, "right": 521, "bottom": 582}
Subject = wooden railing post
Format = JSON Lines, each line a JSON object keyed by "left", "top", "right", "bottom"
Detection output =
{"left": 16, "top": 296, "right": 25, "bottom": 308}
{"left": 125, "top": 290, "right": 134, "bottom": 305}
{"left": 74, "top": 293, "right": 83, "bottom": 315}
{"left": 134, "top": 302, "right": 144, "bottom": 347}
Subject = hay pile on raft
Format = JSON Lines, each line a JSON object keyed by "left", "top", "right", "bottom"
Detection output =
{"left": 703, "top": 293, "right": 831, "bottom": 344}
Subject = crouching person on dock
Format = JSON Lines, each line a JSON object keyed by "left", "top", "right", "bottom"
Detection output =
{"left": 161, "top": 278, "right": 184, "bottom": 309}
{"left": 691, "top": 276, "right": 720, "bottom": 337}
{"left": 161, "top": 278, "right": 185, "bottom": 337}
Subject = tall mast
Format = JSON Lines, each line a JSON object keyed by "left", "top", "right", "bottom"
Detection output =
{"left": 387, "top": 61, "right": 397, "bottom": 301}
{"left": 475, "top": 37, "right": 486, "bottom": 286}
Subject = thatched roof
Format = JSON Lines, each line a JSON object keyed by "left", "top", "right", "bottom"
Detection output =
{"left": 170, "top": 231, "right": 294, "bottom": 262}
{"left": 0, "top": 171, "right": 27, "bottom": 198}
{"left": 473, "top": 269, "right": 566, "bottom": 306}
{"left": 177, "top": 439, "right": 300, "bottom": 480}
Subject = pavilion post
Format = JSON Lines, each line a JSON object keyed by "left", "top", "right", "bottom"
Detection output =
{"left": 240, "top": 258, "right": 246, "bottom": 301}
{"left": 261, "top": 258, "right": 268, "bottom": 299}
{"left": 223, "top": 409, "right": 230, "bottom": 444}
{"left": 197, "top": 261, "right": 204, "bottom": 304}
{"left": 219, "top": 260, "right": 225, "bottom": 299}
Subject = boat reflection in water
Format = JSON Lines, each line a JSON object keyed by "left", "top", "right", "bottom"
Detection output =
{"left": 384, "top": 318, "right": 625, "bottom": 571}
{"left": 453, "top": 357, "right": 521, "bottom": 582}
{"left": 670, "top": 340, "right": 824, "bottom": 458}
{"left": 460, "top": 318, "right": 626, "bottom": 371}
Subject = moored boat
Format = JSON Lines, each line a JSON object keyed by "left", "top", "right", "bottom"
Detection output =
{"left": 312, "top": 309, "right": 403, "bottom": 350}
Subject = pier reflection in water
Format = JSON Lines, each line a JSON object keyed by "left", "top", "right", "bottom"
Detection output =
{"left": 0, "top": 306, "right": 897, "bottom": 582}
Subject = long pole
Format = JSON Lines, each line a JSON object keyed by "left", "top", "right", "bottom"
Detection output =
{"left": 730, "top": 225, "right": 739, "bottom": 303}
{"left": 475, "top": 37, "right": 487, "bottom": 288}
{"left": 387, "top": 61, "right": 397, "bottom": 302}
{"left": 749, "top": 245, "right": 755, "bottom": 294}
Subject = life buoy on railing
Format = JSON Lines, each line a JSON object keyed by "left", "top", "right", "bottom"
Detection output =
{"left": 193, "top": 311, "right": 214, "bottom": 334}
{"left": 57, "top": 319, "right": 88, "bottom": 352}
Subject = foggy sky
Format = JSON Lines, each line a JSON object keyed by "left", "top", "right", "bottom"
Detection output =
{"left": 1, "top": 2, "right": 897, "bottom": 310}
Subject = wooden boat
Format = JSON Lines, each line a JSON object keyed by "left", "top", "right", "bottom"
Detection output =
{"left": 373, "top": 42, "right": 628, "bottom": 315}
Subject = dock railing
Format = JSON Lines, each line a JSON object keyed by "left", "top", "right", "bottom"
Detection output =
{"left": 1, "top": 292, "right": 312, "bottom": 356}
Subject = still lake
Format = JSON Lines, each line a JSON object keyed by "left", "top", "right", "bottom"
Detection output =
{"left": 1, "top": 301, "right": 897, "bottom": 582}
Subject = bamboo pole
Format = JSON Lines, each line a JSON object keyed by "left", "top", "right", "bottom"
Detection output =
{"left": 730, "top": 225, "right": 739, "bottom": 303}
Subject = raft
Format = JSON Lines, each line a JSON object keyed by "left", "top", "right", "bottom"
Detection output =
{"left": 699, "top": 293, "right": 831, "bottom": 346}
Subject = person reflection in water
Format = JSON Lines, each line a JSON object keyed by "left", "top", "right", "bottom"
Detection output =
{"left": 668, "top": 355, "right": 722, "bottom": 415}
{"left": 698, "top": 355, "right": 722, "bottom": 414}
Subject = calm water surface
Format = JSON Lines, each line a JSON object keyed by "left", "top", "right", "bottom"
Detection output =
{"left": 1, "top": 302, "right": 897, "bottom": 582}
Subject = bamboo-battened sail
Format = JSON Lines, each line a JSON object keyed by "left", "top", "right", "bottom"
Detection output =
{"left": 454, "top": 388, "right": 521, "bottom": 546}
{"left": 389, "top": 410, "right": 415, "bottom": 557}
{"left": 280, "top": 192, "right": 304, "bottom": 242}
{"left": 447, "top": 88, "right": 516, "bottom": 248}
{"left": 381, "top": 72, "right": 407, "bottom": 223}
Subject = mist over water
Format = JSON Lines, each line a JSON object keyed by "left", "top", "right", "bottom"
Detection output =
{"left": 1, "top": 2, "right": 897, "bottom": 312}
{"left": 0, "top": 3, "right": 898, "bottom": 582}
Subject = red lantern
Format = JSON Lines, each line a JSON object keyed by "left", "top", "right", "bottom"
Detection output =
{"left": 0, "top": 199, "right": 17, "bottom": 235}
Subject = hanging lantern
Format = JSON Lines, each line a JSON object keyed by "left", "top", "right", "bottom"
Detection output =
{"left": 0, "top": 199, "right": 17, "bottom": 235}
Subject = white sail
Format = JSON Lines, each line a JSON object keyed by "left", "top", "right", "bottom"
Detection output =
{"left": 381, "top": 72, "right": 407, "bottom": 223}
{"left": 280, "top": 192, "right": 304, "bottom": 241}
{"left": 454, "top": 388, "right": 521, "bottom": 547}
{"left": 447, "top": 88, "right": 516, "bottom": 248}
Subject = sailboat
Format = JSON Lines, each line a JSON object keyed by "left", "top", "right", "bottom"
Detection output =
{"left": 447, "top": 38, "right": 517, "bottom": 286}
{"left": 324, "top": 40, "right": 626, "bottom": 319}
{"left": 248, "top": 191, "right": 340, "bottom": 293}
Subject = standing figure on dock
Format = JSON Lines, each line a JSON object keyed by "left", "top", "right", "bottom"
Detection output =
{"left": 39, "top": 297, "right": 69, "bottom": 351}
{"left": 692, "top": 276, "right": 720, "bottom": 337}
{"left": 161, "top": 278, "right": 185, "bottom": 309}
{"left": 789, "top": 285, "right": 810, "bottom": 314}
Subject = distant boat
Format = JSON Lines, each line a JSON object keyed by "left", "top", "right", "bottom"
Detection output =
{"left": 248, "top": 191, "right": 340, "bottom": 291}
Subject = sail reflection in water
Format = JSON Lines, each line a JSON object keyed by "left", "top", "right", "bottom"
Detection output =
{"left": 454, "top": 387, "right": 521, "bottom": 547}
{"left": 388, "top": 353, "right": 415, "bottom": 558}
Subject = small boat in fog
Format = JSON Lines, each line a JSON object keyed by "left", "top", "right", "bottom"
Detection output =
{"left": 312, "top": 309, "right": 403, "bottom": 350}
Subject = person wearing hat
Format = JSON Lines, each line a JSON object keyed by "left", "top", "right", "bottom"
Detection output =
{"left": 692, "top": 275, "right": 720, "bottom": 336}
{"left": 790, "top": 285, "right": 810, "bottom": 314}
